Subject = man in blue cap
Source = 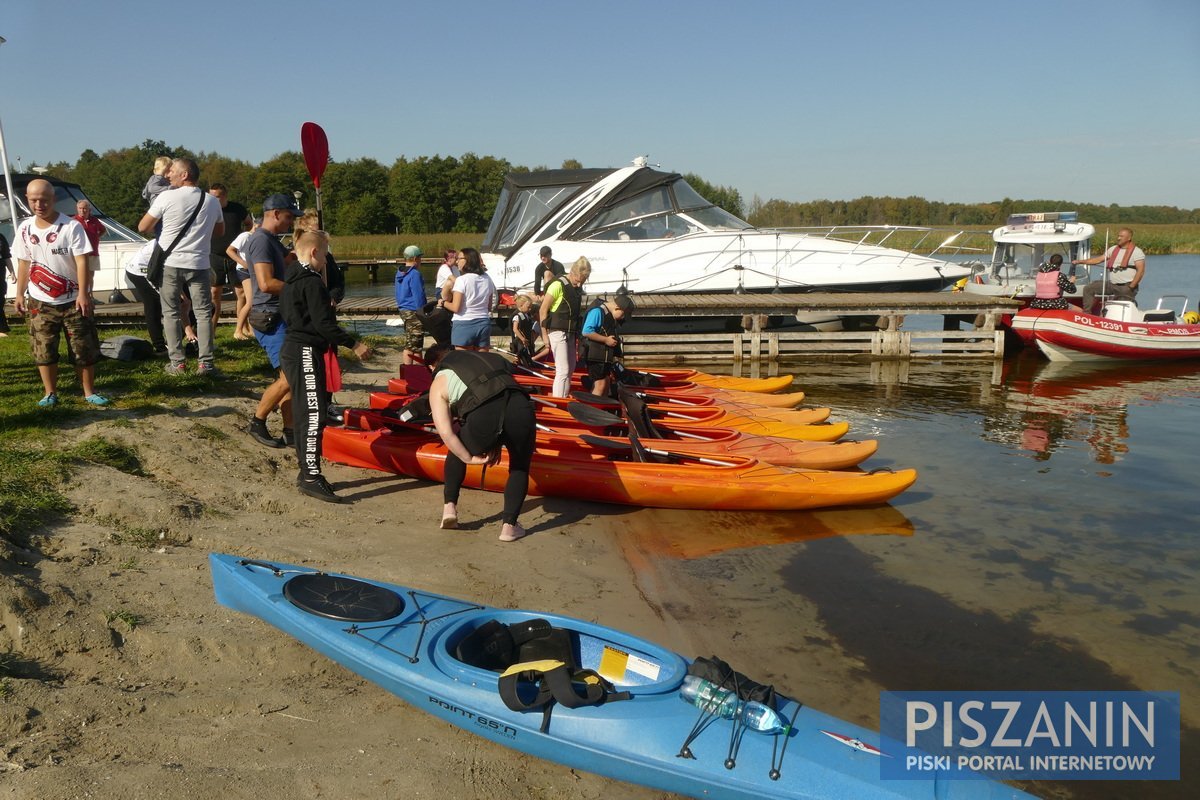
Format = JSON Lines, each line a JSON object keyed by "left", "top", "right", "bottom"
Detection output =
{"left": 395, "top": 244, "right": 426, "bottom": 365}
{"left": 244, "top": 193, "right": 303, "bottom": 447}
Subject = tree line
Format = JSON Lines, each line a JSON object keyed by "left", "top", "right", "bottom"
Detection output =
{"left": 745, "top": 195, "right": 1200, "bottom": 228}
{"left": 33, "top": 139, "right": 1197, "bottom": 235}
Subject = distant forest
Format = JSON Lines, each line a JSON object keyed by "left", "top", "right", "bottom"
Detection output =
{"left": 27, "top": 139, "right": 1200, "bottom": 234}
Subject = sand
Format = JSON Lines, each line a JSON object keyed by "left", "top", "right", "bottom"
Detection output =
{"left": 1, "top": 347, "right": 844, "bottom": 800}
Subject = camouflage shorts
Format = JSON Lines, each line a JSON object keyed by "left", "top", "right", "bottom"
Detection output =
{"left": 399, "top": 309, "right": 425, "bottom": 353}
{"left": 27, "top": 298, "right": 101, "bottom": 367}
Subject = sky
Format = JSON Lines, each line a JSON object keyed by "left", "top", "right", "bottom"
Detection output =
{"left": 2, "top": 0, "right": 1198, "bottom": 209}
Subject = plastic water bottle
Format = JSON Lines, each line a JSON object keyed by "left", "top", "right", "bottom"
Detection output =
{"left": 679, "top": 674, "right": 739, "bottom": 717}
{"left": 741, "top": 701, "right": 787, "bottom": 734}
{"left": 679, "top": 676, "right": 788, "bottom": 734}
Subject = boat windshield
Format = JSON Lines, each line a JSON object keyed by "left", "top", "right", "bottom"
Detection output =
{"left": 990, "top": 242, "right": 1089, "bottom": 275}
{"left": 483, "top": 183, "right": 579, "bottom": 252}
{"left": 576, "top": 178, "right": 751, "bottom": 241}
{"left": 1, "top": 181, "right": 143, "bottom": 244}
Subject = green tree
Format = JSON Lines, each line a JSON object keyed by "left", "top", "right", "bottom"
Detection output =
{"left": 253, "top": 152, "right": 309, "bottom": 212}
{"left": 682, "top": 173, "right": 743, "bottom": 218}
{"left": 322, "top": 157, "right": 394, "bottom": 234}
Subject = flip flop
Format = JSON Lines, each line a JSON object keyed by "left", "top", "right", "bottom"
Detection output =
{"left": 439, "top": 515, "right": 458, "bottom": 530}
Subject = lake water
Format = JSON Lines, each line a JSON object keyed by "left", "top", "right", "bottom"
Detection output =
{"left": 348, "top": 254, "right": 1199, "bottom": 798}
{"left": 638, "top": 255, "right": 1200, "bottom": 799}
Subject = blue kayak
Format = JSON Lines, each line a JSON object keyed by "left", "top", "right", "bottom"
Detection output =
{"left": 209, "top": 554, "right": 1034, "bottom": 800}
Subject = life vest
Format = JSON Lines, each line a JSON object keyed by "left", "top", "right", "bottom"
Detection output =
{"left": 1035, "top": 270, "right": 1061, "bottom": 299}
{"left": 1106, "top": 243, "right": 1136, "bottom": 272}
{"left": 581, "top": 300, "right": 620, "bottom": 364}
{"left": 454, "top": 618, "right": 630, "bottom": 734}
{"left": 545, "top": 276, "right": 584, "bottom": 335}
{"left": 436, "top": 350, "right": 522, "bottom": 418}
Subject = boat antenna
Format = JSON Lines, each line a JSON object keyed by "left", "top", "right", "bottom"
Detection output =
{"left": 1099, "top": 228, "right": 1109, "bottom": 313}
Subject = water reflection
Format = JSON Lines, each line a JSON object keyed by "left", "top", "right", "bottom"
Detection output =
{"left": 992, "top": 356, "right": 1200, "bottom": 466}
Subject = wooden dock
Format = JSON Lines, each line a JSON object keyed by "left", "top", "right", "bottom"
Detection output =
{"left": 610, "top": 292, "right": 1019, "bottom": 362}
{"left": 45, "top": 290, "right": 1019, "bottom": 363}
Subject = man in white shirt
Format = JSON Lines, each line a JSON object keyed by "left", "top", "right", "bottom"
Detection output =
{"left": 12, "top": 179, "right": 109, "bottom": 406}
{"left": 138, "top": 158, "right": 224, "bottom": 375}
{"left": 1071, "top": 227, "right": 1146, "bottom": 314}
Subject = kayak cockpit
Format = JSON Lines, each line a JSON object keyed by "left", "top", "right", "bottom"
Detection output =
{"left": 437, "top": 611, "right": 688, "bottom": 695}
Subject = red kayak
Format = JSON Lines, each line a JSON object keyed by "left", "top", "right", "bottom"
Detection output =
{"left": 370, "top": 391, "right": 847, "bottom": 442}
{"left": 341, "top": 407, "right": 877, "bottom": 470}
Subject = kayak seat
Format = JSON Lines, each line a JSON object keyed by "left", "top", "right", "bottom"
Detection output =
{"left": 454, "top": 618, "right": 579, "bottom": 672}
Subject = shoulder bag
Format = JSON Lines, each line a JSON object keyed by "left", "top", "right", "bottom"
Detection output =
{"left": 146, "top": 190, "right": 206, "bottom": 288}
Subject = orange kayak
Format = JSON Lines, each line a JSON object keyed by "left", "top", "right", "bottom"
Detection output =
{"left": 369, "top": 391, "right": 847, "bottom": 442}
{"left": 322, "top": 424, "right": 915, "bottom": 511}
{"left": 342, "top": 407, "right": 877, "bottom": 471}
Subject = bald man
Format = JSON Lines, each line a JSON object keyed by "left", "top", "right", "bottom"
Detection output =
{"left": 13, "top": 179, "right": 109, "bottom": 406}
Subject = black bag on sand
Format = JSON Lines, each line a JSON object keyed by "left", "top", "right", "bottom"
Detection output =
{"left": 100, "top": 335, "right": 156, "bottom": 362}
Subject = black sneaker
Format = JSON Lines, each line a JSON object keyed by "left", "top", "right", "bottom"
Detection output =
{"left": 297, "top": 476, "right": 346, "bottom": 504}
{"left": 248, "top": 417, "right": 285, "bottom": 449}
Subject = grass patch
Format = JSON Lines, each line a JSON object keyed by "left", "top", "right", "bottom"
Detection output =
{"left": 105, "top": 609, "right": 145, "bottom": 631}
{"left": 191, "top": 422, "right": 230, "bottom": 443}
{"left": 0, "top": 324, "right": 288, "bottom": 554}
{"left": 331, "top": 233, "right": 483, "bottom": 260}
{"left": 108, "top": 525, "right": 163, "bottom": 549}
{"left": 0, "top": 443, "right": 75, "bottom": 542}
{"left": 67, "top": 437, "right": 144, "bottom": 476}
{"left": 118, "top": 556, "right": 141, "bottom": 570}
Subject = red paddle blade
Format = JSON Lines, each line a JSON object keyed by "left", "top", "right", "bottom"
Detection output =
{"left": 300, "top": 122, "right": 329, "bottom": 189}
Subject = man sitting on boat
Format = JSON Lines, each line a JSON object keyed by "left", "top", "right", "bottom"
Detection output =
{"left": 1028, "top": 255, "right": 1074, "bottom": 311}
{"left": 1072, "top": 227, "right": 1145, "bottom": 313}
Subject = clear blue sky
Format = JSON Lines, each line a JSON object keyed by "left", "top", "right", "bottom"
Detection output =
{"left": 3, "top": 0, "right": 1197, "bottom": 208}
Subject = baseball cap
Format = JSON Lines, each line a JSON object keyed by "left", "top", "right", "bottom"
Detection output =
{"left": 403, "top": 245, "right": 423, "bottom": 259}
{"left": 539, "top": 246, "right": 552, "bottom": 257}
{"left": 263, "top": 194, "right": 302, "bottom": 215}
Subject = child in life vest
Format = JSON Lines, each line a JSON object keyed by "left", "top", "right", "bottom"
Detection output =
{"left": 509, "top": 294, "right": 539, "bottom": 367}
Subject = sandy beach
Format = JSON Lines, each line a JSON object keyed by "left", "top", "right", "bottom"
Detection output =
{"left": 2, "top": 346, "right": 865, "bottom": 800}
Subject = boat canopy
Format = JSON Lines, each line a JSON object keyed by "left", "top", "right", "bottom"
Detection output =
{"left": 481, "top": 166, "right": 751, "bottom": 258}
{"left": 1, "top": 173, "right": 144, "bottom": 245}
{"left": 481, "top": 168, "right": 612, "bottom": 257}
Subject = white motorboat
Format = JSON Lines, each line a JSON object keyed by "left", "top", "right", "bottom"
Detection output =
{"left": 2, "top": 173, "right": 147, "bottom": 304}
{"left": 480, "top": 158, "right": 971, "bottom": 296}
{"left": 958, "top": 211, "right": 1093, "bottom": 304}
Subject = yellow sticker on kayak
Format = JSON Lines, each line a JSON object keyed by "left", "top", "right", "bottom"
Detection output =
{"left": 599, "top": 646, "right": 662, "bottom": 683}
{"left": 599, "top": 646, "right": 629, "bottom": 682}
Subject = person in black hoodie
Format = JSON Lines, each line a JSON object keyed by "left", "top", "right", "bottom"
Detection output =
{"left": 280, "top": 229, "right": 372, "bottom": 503}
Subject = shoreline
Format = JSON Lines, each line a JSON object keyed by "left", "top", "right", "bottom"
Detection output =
{"left": 1, "top": 345, "right": 797, "bottom": 799}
